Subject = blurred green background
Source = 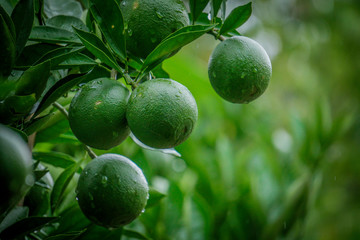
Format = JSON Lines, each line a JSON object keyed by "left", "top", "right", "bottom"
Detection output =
{"left": 32, "top": 0, "right": 360, "bottom": 239}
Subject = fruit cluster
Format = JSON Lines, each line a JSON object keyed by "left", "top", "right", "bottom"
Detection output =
{"left": 0, "top": 0, "right": 272, "bottom": 231}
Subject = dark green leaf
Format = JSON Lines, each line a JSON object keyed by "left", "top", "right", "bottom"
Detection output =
{"left": 0, "top": 4, "right": 15, "bottom": 39}
{"left": 219, "top": 2, "right": 252, "bottom": 36}
{"left": 90, "top": 0, "right": 127, "bottom": 61}
{"left": 0, "top": 14, "right": 16, "bottom": 77}
{"left": 29, "top": 26, "right": 82, "bottom": 44}
{"left": 76, "top": 225, "right": 123, "bottom": 240}
{"left": 73, "top": 27, "right": 123, "bottom": 72}
{"left": 7, "top": 126, "right": 28, "bottom": 142}
{"left": 11, "top": 0, "right": 34, "bottom": 57}
{"left": 56, "top": 53, "right": 97, "bottom": 70}
{"left": 146, "top": 188, "right": 166, "bottom": 208}
{"left": 34, "top": 169, "right": 50, "bottom": 181}
{"left": 15, "top": 61, "right": 51, "bottom": 99}
{"left": 35, "top": 46, "right": 85, "bottom": 69}
{"left": 0, "top": 206, "right": 29, "bottom": 233}
{"left": 189, "top": 0, "right": 209, "bottom": 23}
{"left": 0, "top": 216, "right": 57, "bottom": 240}
{"left": 4, "top": 94, "right": 36, "bottom": 115}
{"left": 44, "top": 230, "right": 87, "bottom": 240}
{"left": 32, "top": 151, "right": 79, "bottom": 171}
{"left": 195, "top": 13, "right": 241, "bottom": 37}
{"left": 141, "top": 24, "right": 216, "bottom": 72}
{"left": 151, "top": 63, "right": 170, "bottom": 78}
{"left": 49, "top": 205, "right": 90, "bottom": 236}
{"left": 122, "top": 229, "right": 150, "bottom": 240}
{"left": 16, "top": 43, "right": 61, "bottom": 69}
{"left": 211, "top": 0, "right": 223, "bottom": 18}
{"left": 51, "top": 161, "right": 81, "bottom": 212}
{"left": 44, "top": 0, "right": 82, "bottom": 19}
{"left": 33, "top": 66, "right": 108, "bottom": 117}
{"left": 46, "top": 15, "right": 88, "bottom": 33}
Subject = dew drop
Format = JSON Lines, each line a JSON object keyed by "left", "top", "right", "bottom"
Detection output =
{"left": 101, "top": 176, "right": 108, "bottom": 187}
{"left": 141, "top": 208, "right": 145, "bottom": 213}
{"left": 76, "top": 197, "right": 79, "bottom": 201}
{"left": 127, "top": 29, "right": 133, "bottom": 36}
{"left": 156, "top": 11, "right": 164, "bottom": 19}
{"left": 253, "top": 68, "right": 258, "bottom": 73}
{"left": 207, "top": 13, "right": 212, "bottom": 20}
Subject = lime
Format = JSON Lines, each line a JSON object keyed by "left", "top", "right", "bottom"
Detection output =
{"left": 120, "top": 0, "right": 189, "bottom": 58}
{"left": 76, "top": 154, "right": 148, "bottom": 228}
{"left": 208, "top": 36, "right": 272, "bottom": 103}
{"left": 126, "top": 78, "right": 198, "bottom": 149}
{"left": 69, "top": 78, "right": 130, "bottom": 150}
{"left": 0, "top": 124, "right": 34, "bottom": 216}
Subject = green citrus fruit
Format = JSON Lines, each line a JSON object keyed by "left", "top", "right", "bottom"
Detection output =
{"left": 208, "top": 36, "right": 272, "bottom": 103}
{"left": 126, "top": 78, "right": 198, "bottom": 149}
{"left": 0, "top": 124, "right": 34, "bottom": 216}
{"left": 76, "top": 154, "right": 148, "bottom": 228}
{"left": 120, "top": 0, "right": 189, "bottom": 58}
{"left": 69, "top": 78, "right": 130, "bottom": 150}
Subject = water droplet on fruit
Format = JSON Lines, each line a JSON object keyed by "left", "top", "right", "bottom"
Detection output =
{"left": 146, "top": 193, "right": 150, "bottom": 199}
{"left": 151, "top": 37, "right": 157, "bottom": 43}
{"left": 253, "top": 68, "right": 258, "bottom": 73}
{"left": 141, "top": 209, "right": 145, "bottom": 213}
{"left": 207, "top": 13, "right": 212, "bottom": 20}
{"left": 212, "top": 72, "right": 217, "bottom": 78}
{"left": 76, "top": 197, "right": 79, "bottom": 201}
{"left": 128, "top": 29, "right": 133, "bottom": 36}
{"left": 101, "top": 176, "right": 108, "bottom": 186}
{"left": 156, "top": 11, "right": 164, "bottom": 19}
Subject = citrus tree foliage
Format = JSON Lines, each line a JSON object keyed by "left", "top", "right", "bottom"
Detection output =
{"left": 0, "top": 0, "right": 357, "bottom": 239}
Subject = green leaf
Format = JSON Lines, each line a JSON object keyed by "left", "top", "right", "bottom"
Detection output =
{"left": 29, "top": 26, "right": 82, "bottom": 44}
{"left": 24, "top": 113, "right": 55, "bottom": 135}
{"left": 211, "top": 0, "right": 223, "bottom": 18}
{"left": 142, "top": 24, "right": 216, "bottom": 72}
{"left": 151, "top": 63, "right": 170, "bottom": 78}
{"left": 56, "top": 53, "right": 97, "bottom": 70}
{"left": 189, "top": 0, "right": 209, "bottom": 23}
{"left": 16, "top": 43, "right": 61, "bottom": 69}
{"left": 46, "top": 15, "right": 89, "bottom": 33}
{"left": 219, "top": 2, "right": 252, "bottom": 36}
{"left": 0, "top": 14, "right": 16, "bottom": 77}
{"left": 50, "top": 161, "right": 81, "bottom": 213}
{"left": 15, "top": 61, "right": 51, "bottom": 99}
{"left": 146, "top": 188, "right": 166, "bottom": 208}
{"left": 0, "top": 4, "right": 15, "bottom": 39}
{"left": 11, "top": 0, "right": 34, "bottom": 57}
{"left": 34, "top": 168, "right": 50, "bottom": 181}
{"left": 0, "top": 206, "right": 29, "bottom": 233}
{"left": 90, "top": 0, "right": 127, "bottom": 61}
{"left": 122, "top": 229, "right": 150, "bottom": 240}
{"left": 44, "top": 230, "right": 87, "bottom": 240}
{"left": 73, "top": 27, "right": 123, "bottom": 72}
{"left": 4, "top": 94, "right": 36, "bottom": 115}
{"left": 33, "top": 66, "right": 108, "bottom": 117}
{"left": 0, "top": 216, "right": 57, "bottom": 240}
{"left": 34, "top": 46, "right": 85, "bottom": 69}
{"left": 32, "top": 151, "right": 78, "bottom": 171}
{"left": 44, "top": 0, "right": 83, "bottom": 19}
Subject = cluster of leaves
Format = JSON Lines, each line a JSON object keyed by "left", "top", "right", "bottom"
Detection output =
{"left": 0, "top": 0, "right": 256, "bottom": 239}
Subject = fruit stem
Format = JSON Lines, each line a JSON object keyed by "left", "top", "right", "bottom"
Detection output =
{"left": 209, "top": 30, "right": 225, "bottom": 41}
{"left": 124, "top": 73, "right": 138, "bottom": 89}
{"left": 111, "top": 69, "right": 118, "bottom": 80}
{"left": 52, "top": 102, "right": 98, "bottom": 159}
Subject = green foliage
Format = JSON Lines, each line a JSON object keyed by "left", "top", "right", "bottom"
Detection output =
{"left": 0, "top": 0, "right": 358, "bottom": 239}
